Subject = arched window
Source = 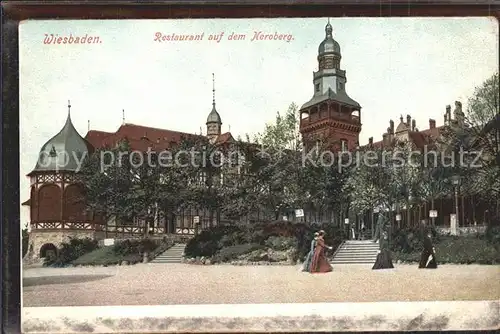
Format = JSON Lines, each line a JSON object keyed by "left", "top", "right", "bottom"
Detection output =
{"left": 38, "top": 184, "right": 61, "bottom": 221}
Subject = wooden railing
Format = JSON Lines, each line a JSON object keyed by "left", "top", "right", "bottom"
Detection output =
{"left": 30, "top": 220, "right": 103, "bottom": 231}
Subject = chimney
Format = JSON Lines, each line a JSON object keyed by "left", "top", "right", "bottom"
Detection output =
{"left": 369, "top": 137, "right": 373, "bottom": 145}
{"left": 446, "top": 105, "right": 451, "bottom": 119}
{"left": 411, "top": 119, "right": 416, "bottom": 131}
{"left": 406, "top": 114, "right": 411, "bottom": 126}
{"left": 429, "top": 118, "right": 436, "bottom": 129}
{"left": 389, "top": 120, "right": 394, "bottom": 134}
{"left": 454, "top": 101, "right": 464, "bottom": 125}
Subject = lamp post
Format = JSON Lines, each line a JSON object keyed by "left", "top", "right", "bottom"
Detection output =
{"left": 451, "top": 175, "right": 461, "bottom": 228}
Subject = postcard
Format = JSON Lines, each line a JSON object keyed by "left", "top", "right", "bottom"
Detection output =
{"left": 19, "top": 17, "right": 499, "bottom": 332}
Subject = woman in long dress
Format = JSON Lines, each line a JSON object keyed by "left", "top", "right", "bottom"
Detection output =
{"left": 372, "top": 231, "right": 394, "bottom": 269}
{"left": 310, "top": 230, "right": 333, "bottom": 273}
{"left": 302, "top": 232, "right": 319, "bottom": 272}
{"left": 418, "top": 232, "right": 438, "bottom": 269}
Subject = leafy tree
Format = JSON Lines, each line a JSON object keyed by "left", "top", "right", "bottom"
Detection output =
{"left": 414, "top": 150, "right": 452, "bottom": 224}
{"left": 441, "top": 72, "right": 499, "bottom": 218}
{"left": 251, "top": 103, "right": 304, "bottom": 220}
{"left": 80, "top": 140, "right": 135, "bottom": 228}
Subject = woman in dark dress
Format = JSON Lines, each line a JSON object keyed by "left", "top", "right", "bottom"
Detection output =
{"left": 372, "top": 230, "right": 394, "bottom": 269}
{"left": 419, "top": 232, "right": 438, "bottom": 269}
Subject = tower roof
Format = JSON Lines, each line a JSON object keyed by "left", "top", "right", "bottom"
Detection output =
{"left": 206, "top": 73, "right": 222, "bottom": 125}
{"left": 28, "top": 101, "right": 91, "bottom": 175}
{"left": 318, "top": 21, "right": 341, "bottom": 56}
{"left": 300, "top": 87, "right": 360, "bottom": 110}
{"left": 206, "top": 107, "right": 222, "bottom": 124}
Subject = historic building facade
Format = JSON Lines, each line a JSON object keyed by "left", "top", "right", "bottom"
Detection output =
{"left": 362, "top": 101, "right": 491, "bottom": 229}
{"left": 24, "top": 77, "right": 236, "bottom": 258}
{"left": 24, "top": 22, "right": 365, "bottom": 258}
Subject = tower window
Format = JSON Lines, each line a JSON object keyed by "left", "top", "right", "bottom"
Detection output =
{"left": 315, "top": 83, "right": 320, "bottom": 92}
{"left": 340, "top": 139, "right": 348, "bottom": 152}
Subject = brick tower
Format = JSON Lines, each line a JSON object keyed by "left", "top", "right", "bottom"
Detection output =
{"left": 299, "top": 20, "right": 362, "bottom": 152}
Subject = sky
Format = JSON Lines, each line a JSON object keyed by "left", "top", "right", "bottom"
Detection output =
{"left": 19, "top": 17, "right": 498, "bottom": 226}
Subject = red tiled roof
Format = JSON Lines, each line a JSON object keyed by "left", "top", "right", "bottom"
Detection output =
{"left": 85, "top": 130, "right": 114, "bottom": 148}
{"left": 85, "top": 124, "right": 239, "bottom": 151}
{"left": 215, "top": 132, "right": 234, "bottom": 144}
{"left": 363, "top": 124, "right": 446, "bottom": 150}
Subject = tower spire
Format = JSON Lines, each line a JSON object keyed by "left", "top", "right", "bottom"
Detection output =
{"left": 88, "top": 120, "right": 90, "bottom": 132}
{"left": 67, "top": 100, "right": 71, "bottom": 116}
{"left": 212, "top": 73, "right": 216, "bottom": 107}
{"left": 122, "top": 109, "right": 125, "bottom": 125}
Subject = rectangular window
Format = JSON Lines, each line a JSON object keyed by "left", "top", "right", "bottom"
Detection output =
{"left": 315, "top": 83, "right": 320, "bottom": 92}
{"left": 341, "top": 140, "right": 348, "bottom": 152}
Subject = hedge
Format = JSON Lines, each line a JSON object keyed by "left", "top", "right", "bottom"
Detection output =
{"left": 44, "top": 237, "right": 98, "bottom": 267}
{"left": 185, "top": 221, "right": 347, "bottom": 262}
{"left": 393, "top": 233, "right": 500, "bottom": 265}
{"left": 47, "top": 238, "right": 174, "bottom": 267}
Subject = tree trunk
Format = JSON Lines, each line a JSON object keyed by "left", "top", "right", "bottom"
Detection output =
{"left": 461, "top": 195, "right": 465, "bottom": 226}
{"left": 430, "top": 198, "right": 435, "bottom": 226}
{"left": 209, "top": 209, "right": 214, "bottom": 228}
{"left": 472, "top": 195, "right": 476, "bottom": 226}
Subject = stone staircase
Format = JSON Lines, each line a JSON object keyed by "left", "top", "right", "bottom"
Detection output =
{"left": 150, "top": 243, "right": 186, "bottom": 264}
{"left": 331, "top": 240, "right": 379, "bottom": 265}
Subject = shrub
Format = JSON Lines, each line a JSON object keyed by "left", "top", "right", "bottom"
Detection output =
{"left": 72, "top": 238, "right": 173, "bottom": 266}
{"left": 212, "top": 243, "right": 265, "bottom": 263}
{"left": 185, "top": 220, "right": 347, "bottom": 262}
{"left": 44, "top": 237, "right": 98, "bottom": 267}
{"left": 485, "top": 224, "right": 500, "bottom": 246}
{"left": 390, "top": 226, "right": 441, "bottom": 253}
{"left": 73, "top": 246, "right": 143, "bottom": 266}
{"left": 393, "top": 235, "right": 500, "bottom": 264}
{"left": 184, "top": 225, "right": 242, "bottom": 258}
{"left": 436, "top": 236, "right": 500, "bottom": 264}
{"left": 264, "top": 236, "right": 297, "bottom": 251}
{"left": 112, "top": 238, "right": 158, "bottom": 256}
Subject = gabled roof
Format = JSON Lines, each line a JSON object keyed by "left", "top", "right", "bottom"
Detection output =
{"left": 215, "top": 132, "right": 234, "bottom": 144}
{"left": 85, "top": 123, "right": 204, "bottom": 151}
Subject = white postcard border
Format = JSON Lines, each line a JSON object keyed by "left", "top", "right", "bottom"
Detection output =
{"left": 23, "top": 300, "right": 499, "bottom": 332}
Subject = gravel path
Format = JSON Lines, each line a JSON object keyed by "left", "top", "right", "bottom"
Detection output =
{"left": 23, "top": 264, "right": 500, "bottom": 307}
